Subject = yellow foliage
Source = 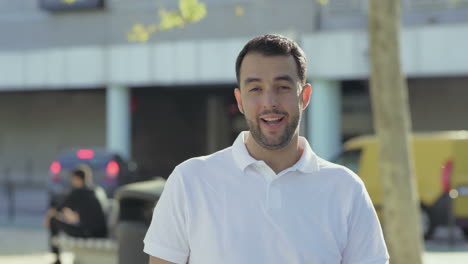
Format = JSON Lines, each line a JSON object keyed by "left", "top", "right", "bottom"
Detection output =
{"left": 235, "top": 6, "right": 244, "bottom": 17}
{"left": 127, "top": 24, "right": 152, "bottom": 43}
{"left": 159, "top": 9, "right": 185, "bottom": 31}
{"left": 316, "top": 0, "right": 329, "bottom": 5}
{"left": 180, "top": 0, "right": 207, "bottom": 23}
{"left": 133, "top": 24, "right": 146, "bottom": 33}
{"left": 147, "top": 24, "right": 158, "bottom": 33}
{"left": 127, "top": 0, "right": 207, "bottom": 42}
{"left": 61, "top": 0, "right": 76, "bottom": 4}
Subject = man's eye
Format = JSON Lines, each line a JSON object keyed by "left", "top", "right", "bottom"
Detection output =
{"left": 249, "top": 87, "right": 260, "bottom": 92}
{"left": 280, "top": 86, "right": 291, "bottom": 90}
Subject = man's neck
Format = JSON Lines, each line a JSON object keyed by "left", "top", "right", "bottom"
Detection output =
{"left": 244, "top": 132, "right": 304, "bottom": 174}
{"left": 72, "top": 183, "right": 85, "bottom": 189}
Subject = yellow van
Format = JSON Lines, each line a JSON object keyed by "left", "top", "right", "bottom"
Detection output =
{"left": 335, "top": 130, "right": 468, "bottom": 240}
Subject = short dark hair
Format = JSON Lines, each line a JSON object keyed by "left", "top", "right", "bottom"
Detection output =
{"left": 235, "top": 34, "right": 307, "bottom": 85}
{"left": 71, "top": 169, "right": 86, "bottom": 181}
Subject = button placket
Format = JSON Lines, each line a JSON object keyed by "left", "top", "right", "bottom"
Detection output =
{"left": 269, "top": 183, "right": 282, "bottom": 209}
{"left": 254, "top": 162, "right": 282, "bottom": 209}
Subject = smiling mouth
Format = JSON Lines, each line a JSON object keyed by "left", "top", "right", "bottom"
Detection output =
{"left": 261, "top": 117, "right": 284, "bottom": 125}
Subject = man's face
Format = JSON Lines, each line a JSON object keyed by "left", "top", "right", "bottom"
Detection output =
{"left": 71, "top": 175, "right": 84, "bottom": 188}
{"left": 234, "top": 53, "right": 311, "bottom": 150}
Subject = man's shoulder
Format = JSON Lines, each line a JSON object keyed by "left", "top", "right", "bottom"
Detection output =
{"left": 177, "top": 146, "right": 234, "bottom": 169}
{"left": 171, "top": 146, "right": 235, "bottom": 178}
{"left": 165, "top": 146, "right": 237, "bottom": 191}
{"left": 70, "top": 187, "right": 98, "bottom": 199}
{"left": 69, "top": 187, "right": 90, "bottom": 196}
{"left": 89, "top": 184, "right": 105, "bottom": 192}
{"left": 315, "top": 158, "right": 364, "bottom": 186}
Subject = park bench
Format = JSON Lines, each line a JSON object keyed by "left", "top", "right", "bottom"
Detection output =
{"left": 52, "top": 178, "right": 165, "bottom": 264}
{"left": 51, "top": 198, "right": 119, "bottom": 264}
{"left": 52, "top": 235, "right": 117, "bottom": 264}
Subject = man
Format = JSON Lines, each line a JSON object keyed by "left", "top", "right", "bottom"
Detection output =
{"left": 44, "top": 168, "right": 108, "bottom": 264}
{"left": 144, "top": 34, "right": 389, "bottom": 264}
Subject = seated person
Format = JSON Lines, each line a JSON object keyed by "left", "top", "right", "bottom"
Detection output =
{"left": 44, "top": 168, "right": 108, "bottom": 264}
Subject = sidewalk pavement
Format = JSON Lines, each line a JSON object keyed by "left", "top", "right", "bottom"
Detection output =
{"left": 0, "top": 186, "right": 73, "bottom": 264}
{"left": 0, "top": 222, "right": 74, "bottom": 264}
{"left": 424, "top": 238, "right": 468, "bottom": 264}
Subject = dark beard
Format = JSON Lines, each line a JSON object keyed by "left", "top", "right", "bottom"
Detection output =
{"left": 246, "top": 109, "right": 300, "bottom": 150}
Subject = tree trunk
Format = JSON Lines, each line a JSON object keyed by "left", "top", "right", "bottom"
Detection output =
{"left": 368, "top": 1, "right": 423, "bottom": 264}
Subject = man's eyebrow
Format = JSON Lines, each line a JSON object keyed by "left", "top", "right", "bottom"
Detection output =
{"left": 243, "top": 75, "right": 295, "bottom": 86}
{"left": 244, "top": 77, "right": 261, "bottom": 86}
{"left": 274, "top": 75, "right": 294, "bottom": 83}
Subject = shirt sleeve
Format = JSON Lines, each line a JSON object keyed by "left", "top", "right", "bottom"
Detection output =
{"left": 342, "top": 181, "right": 390, "bottom": 264}
{"left": 143, "top": 169, "right": 190, "bottom": 264}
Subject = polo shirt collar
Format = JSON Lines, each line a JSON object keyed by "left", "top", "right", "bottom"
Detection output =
{"left": 291, "top": 136, "right": 319, "bottom": 173}
{"left": 232, "top": 131, "right": 319, "bottom": 174}
{"left": 232, "top": 131, "right": 258, "bottom": 171}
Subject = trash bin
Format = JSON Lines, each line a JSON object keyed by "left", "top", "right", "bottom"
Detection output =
{"left": 114, "top": 178, "right": 165, "bottom": 264}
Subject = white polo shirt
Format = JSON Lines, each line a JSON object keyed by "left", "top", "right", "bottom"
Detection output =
{"left": 144, "top": 132, "right": 389, "bottom": 264}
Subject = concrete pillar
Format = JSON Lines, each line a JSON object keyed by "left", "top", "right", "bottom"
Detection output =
{"left": 106, "top": 84, "right": 131, "bottom": 159}
{"left": 307, "top": 80, "right": 342, "bottom": 161}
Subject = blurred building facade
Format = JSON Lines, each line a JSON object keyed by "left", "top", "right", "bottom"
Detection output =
{"left": 0, "top": 0, "right": 467, "bottom": 186}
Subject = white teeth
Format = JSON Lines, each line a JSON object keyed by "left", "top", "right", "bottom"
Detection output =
{"left": 263, "top": 117, "right": 281, "bottom": 121}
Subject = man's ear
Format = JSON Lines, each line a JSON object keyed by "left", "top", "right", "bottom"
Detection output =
{"left": 301, "top": 83, "right": 312, "bottom": 110}
{"left": 234, "top": 88, "right": 244, "bottom": 114}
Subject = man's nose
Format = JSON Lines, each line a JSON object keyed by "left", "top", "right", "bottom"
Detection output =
{"left": 262, "top": 89, "right": 278, "bottom": 109}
